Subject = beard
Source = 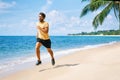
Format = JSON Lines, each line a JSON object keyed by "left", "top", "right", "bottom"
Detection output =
{"left": 39, "top": 19, "right": 44, "bottom": 22}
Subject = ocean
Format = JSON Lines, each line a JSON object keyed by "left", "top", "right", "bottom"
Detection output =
{"left": 0, "top": 36, "right": 120, "bottom": 73}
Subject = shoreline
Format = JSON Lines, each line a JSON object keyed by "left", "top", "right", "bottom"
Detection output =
{"left": 67, "top": 35, "right": 120, "bottom": 36}
{"left": 0, "top": 41, "right": 118, "bottom": 75}
{"left": 1, "top": 42, "right": 120, "bottom": 80}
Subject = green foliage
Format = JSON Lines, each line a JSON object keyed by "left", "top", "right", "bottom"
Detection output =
{"left": 68, "top": 30, "right": 120, "bottom": 35}
{"left": 93, "top": 2, "right": 113, "bottom": 29}
{"left": 80, "top": 0, "right": 120, "bottom": 29}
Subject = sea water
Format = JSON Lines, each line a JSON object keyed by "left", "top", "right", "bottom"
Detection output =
{"left": 0, "top": 36, "right": 120, "bottom": 73}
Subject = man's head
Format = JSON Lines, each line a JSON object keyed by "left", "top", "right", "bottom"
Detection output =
{"left": 39, "top": 12, "right": 46, "bottom": 22}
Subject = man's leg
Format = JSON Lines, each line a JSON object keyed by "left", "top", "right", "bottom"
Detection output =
{"left": 47, "top": 48, "right": 54, "bottom": 59}
{"left": 35, "top": 42, "right": 42, "bottom": 65}
{"left": 47, "top": 48, "right": 55, "bottom": 65}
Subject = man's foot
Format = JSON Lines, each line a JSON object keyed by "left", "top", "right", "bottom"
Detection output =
{"left": 51, "top": 58, "right": 55, "bottom": 66}
{"left": 36, "top": 60, "right": 42, "bottom": 65}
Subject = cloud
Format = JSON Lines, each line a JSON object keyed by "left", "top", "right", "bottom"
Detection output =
{"left": 41, "top": 0, "right": 52, "bottom": 12}
{"left": 0, "top": 0, "right": 16, "bottom": 14}
{"left": 0, "top": 0, "right": 16, "bottom": 9}
{"left": 46, "top": 10, "right": 94, "bottom": 35}
{"left": 47, "top": 10, "right": 66, "bottom": 26}
{"left": 21, "top": 19, "right": 36, "bottom": 28}
{"left": 0, "top": 10, "right": 10, "bottom": 14}
{"left": 100, "top": 14, "right": 119, "bottom": 30}
{"left": 47, "top": 0, "right": 52, "bottom": 4}
{"left": 0, "top": 19, "right": 36, "bottom": 35}
{"left": 0, "top": 23, "right": 8, "bottom": 27}
{"left": 106, "top": 14, "right": 113, "bottom": 20}
{"left": 47, "top": 10, "right": 83, "bottom": 28}
{"left": 93, "top": 10, "right": 101, "bottom": 15}
{"left": 0, "top": 23, "right": 17, "bottom": 28}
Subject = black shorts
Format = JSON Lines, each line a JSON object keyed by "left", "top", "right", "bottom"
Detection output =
{"left": 37, "top": 38, "right": 51, "bottom": 48}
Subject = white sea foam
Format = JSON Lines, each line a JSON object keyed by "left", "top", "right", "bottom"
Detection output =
{"left": 0, "top": 41, "right": 118, "bottom": 74}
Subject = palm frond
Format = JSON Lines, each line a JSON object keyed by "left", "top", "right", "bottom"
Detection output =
{"left": 93, "top": 2, "right": 113, "bottom": 29}
{"left": 113, "top": 3, "right": 119, "bottom": 20}
{"left": 80, "top": 0, "right": 120, "bottom": 29}
{"left": 89, "top": 1, "right": 109, "bottom": 11}
{"left": 80, "top": 4, "right": 91, "bottom": 17}
{"left": 81, "top": 0, "right": 88, "bottom": 2}
{"left": 80, "top": 0, "right": 109, "bottom": 17}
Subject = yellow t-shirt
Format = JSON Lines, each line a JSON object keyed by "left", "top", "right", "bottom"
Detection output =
{"left": 36, "top": 21, "right": 49, "bottom": 40}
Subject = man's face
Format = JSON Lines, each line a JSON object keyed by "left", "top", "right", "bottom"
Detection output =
{"left": 39, "top": 15, "right": 44, "bottom": 22}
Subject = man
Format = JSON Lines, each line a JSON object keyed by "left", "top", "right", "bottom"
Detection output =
{"left": 35, "top": 12, "right": 55, "bottom": 66}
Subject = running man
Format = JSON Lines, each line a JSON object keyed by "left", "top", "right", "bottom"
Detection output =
{"left": 35, "top": 12, "right": 55, "bottom": 66}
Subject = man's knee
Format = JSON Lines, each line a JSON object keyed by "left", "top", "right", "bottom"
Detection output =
{"left": 35, "top": 42, "right": 41, "bottom": 49}
{"left": 47, "top": 48, "right": 52, "bottom": 52}
{"left": 35, "top": 45, "right": 39, "bottom": 49}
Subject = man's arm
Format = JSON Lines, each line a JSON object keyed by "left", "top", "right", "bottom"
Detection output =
{"left": 37, "top": 23, "right": 49, "bottom": 33}
{"left": 37, "top": 26, "right": 48, "bottom": 33}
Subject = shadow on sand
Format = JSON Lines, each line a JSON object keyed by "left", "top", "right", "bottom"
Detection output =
{"left": 39, "top": 63, "right": 80, "bottom": 72}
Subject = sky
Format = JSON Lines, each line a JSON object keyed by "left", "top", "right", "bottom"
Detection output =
{"left": 0, "top": 0, "right": 119, "bottom": 36}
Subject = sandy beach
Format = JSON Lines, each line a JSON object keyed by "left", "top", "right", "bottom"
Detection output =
{"left": 1, "top": 42, "right": 120, "bottom": 80}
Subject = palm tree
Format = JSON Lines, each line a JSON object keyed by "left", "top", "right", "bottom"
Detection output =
{"left": 80, "top": 0, "right": 120, "bottom": 30}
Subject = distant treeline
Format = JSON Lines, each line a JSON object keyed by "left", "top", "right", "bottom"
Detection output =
{"left": 68, "top": 30, "right": 120, "bottom": 35}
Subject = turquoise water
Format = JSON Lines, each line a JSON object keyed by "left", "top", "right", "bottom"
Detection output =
{"left": 0, "top": 36, "right": 120, "bottom": 71}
